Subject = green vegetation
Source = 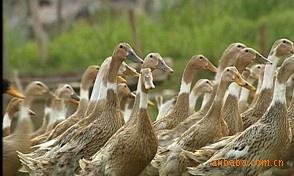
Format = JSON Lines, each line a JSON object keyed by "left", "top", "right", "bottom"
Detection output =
{"left": 4, "top": 0, "right": 294, "bottom": 91}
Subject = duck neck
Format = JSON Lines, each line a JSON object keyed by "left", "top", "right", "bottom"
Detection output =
{"left": 15, "top": 100, "right": 33, "bottom": 135}
{"left": 3, "top": 113, "right": 11, "bottom": 130}
{"left": 206, "top": 80, "right": 230, "bottom": 119}
{"left": 189, "top": 92, "right": 199, "bottom": 113}
{"left": 214, "top": 68, "right": 222, "bottom": 85}
{"left": 137, "top": 77, "right": 153, "bottom": 133}
{"left": 90, "top": 58, "right": 110, "bottom": 101}
{"left": 105, "top": 56, "right": 123, "bottom": 107}
{"left": 127, "top": 76, "right": 142, "bottom": 125}
{"left": 199, "top": 93, "right": 211, "bottom": 112}
{"left": 228, "top": 82, "right": 240, "bottom": 98}
{"left": 261, "top": 55, "right": 278, "bottom": 90}
{"left": 179, "top": 63, "right": 197, "bottom": 94}
{"left": 239, "top": 87, "right": 249, "bottom": 103}
{"left": 260, "top": 79, "right": 287, "bottom": 125}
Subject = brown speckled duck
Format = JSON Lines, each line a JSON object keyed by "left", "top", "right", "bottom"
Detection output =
{"left": 223, "top": 47, "right": 270, "bottom": 135}
{"left": 153, "top": 55, "right": 217, "bottom": 132}
{"left": 78, "top": 68, "right": 158, "bottom": 176}
{"left": 188, "top": 56, "right": 294, "bottom": 176}
{"left": 17, "top": 43, "right": 143, "bottom": 175}
{"left": 242, "top": 39, "right": 294, "bottom": 129}
{"left": 239, "top": 64, "right": 264, "bottom": 113}
{"left": 4, "top": 81, "right": 51, "bottom": 176}
{"left": 157, "top": 67, "right": 254, "bottom": 176}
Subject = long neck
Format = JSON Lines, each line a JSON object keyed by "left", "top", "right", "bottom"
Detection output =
{"left": 261, "top": 55, "right": 278, "bottom": 90}
{"left": 256, "top": 73, "right": 264, "bottom": 94}
{"left": 260, "top": 79, "right": 287, "bottom": 125}
{"left": 3, "top": 113, "right": 11, "bottom": 130}
{"left": 189, "top": 92, "right": 199, "bottom": 113}
{"left": 90, "top": 58, "right": 110, "bottom": 101}
{"left": 127, "top": 76, "right": 142, "bottom": 124}
{"left": 15, "top": 100, "right": 33, "bottom": 135}
{"left": 205, "top": 80, "right": 230, "bottom": 119}
{"left": 228, "top": 82, "right": 240, "bottom": 98}
{"left": 136, "top": 77, "right": 153, "bottom": 133}
{"left": 179, "top": 63, "right": 197, "bottom": 94}
{"left": 239, "top": 87, "right": 249, "bottom": 103}
{"left": 200, "top": 93, "right": 211, "bottom": 112}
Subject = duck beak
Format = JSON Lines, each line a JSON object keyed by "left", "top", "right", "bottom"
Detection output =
{"left": 254, "top": 50, "right": 272, "bottom": 64}
{"left": 117, "top": 76, "right": 127, "bottom": 84}
{"left": 48, "top": 91, "right": 61, "bottom": 100}
{"left": 70, "top": 93, "right": 80, "bottom": 105}
{"left": 290, "top": 46, "right": 294, "bottom": 54}
{"left": 159, "top": 61, "right": 174, "bottom": 74}
{"left": 129, "top": 92, "right": 136, "bottom": 99}
{"left": 6, "top": 86, "right": 25, "bottom": 99}
{"left": 127, "top": 50, "right": 144, "bottom": 64}
{"left": 234, "top": 74, "right": 255, "bottom": 91}
{"left": 148, "top": 100, "right": 155, "bottom": 107}
{"left": 206, "top": 61, "right": 218, "bottom": 73}
{"left": 123, "top": 64, "right": 140, "bottom": 77}
{"left": 28, "top": 108, "right": 36, "bottom": 116}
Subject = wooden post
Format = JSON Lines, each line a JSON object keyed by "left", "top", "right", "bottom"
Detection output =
{"left": 27, "top": 0, "right": 48, "bottom": 64}
{"left": 57, "top": 0, "right": 63, "bottom": 31}
{"left": 259, "top": 23, "right": 267, "bottom": 56}
{"left": 128, "top": 8, "right": 141, "bottom": 55}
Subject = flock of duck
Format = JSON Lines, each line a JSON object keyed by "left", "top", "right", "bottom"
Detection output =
{"left": 2, "top": 39, "right": 294, "bottom": 176}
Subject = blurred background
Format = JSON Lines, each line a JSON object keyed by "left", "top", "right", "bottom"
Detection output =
{"left": 3, "top": 0, "right": 294, "bottom": 122}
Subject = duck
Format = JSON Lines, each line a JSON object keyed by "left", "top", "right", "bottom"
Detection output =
{"left": 126, "top": 53, "right": 174, "bottom": 126}
{"left": 45, "top": 84, "right": 79, "bottom": 131}
{"left": 153, "top": 55, "right": 217, "bottom": 132}
{"left": 3, "top": 98, "right": 36, "bottom": 137}
{"left": 3, "top": 81, "right": 52, "bottom": 176}
{"left": 157, "top": 79, "right": 213, "bottom": 147}
{"left": 223, "top": 47, "right": 270, "bottom": 135}
{"left": 187, "top": 56, "right": 294, "bottom": 176}
{"left": 286, "top": 73, "right": 294, "bottom": 106}
{"left": 282, "top": 71, "right": 294, "bottom": 163}
{"left": 203, "top": 43, "right": 247, "bottom": 110}
{"left": 155, "top": 95, "right": 177, "bottom": 121}
{"left": 157, "top": 66, "right": 254, "bottom": 176}
{"left": 85, "top": 58, "right": 139, "bottom": 117}
{"left": 30, "top": 60, "right": 128, "bottom": 147}
{"left": 238, "top": 64, "right": 264, "bottom": 113}
{"left": 36, "top": 65, "right": 100, "bottom": 141}
{"left": 78, "top": 68, "right": 158, "bottom": 176}
{"left": 123, "top": 92, "right": 155, "bottom": 123}
{"left": 17, "top": 43, "right": 143, "bottom": 175}
{"left": 242, "top": 39, "right": 294, "bottom": 129}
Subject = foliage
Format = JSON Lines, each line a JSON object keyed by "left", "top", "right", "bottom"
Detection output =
{"left": 4, "top": 0, "right": 294, "bottom": 86}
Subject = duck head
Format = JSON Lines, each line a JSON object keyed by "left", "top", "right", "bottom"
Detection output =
{"left": 192, "top": 79, "right": 213, "bottom": 95}
{"left": 113, "top": 43, "right": 143, "bottom": 64}
{"left": 270, "top": 39, "right": 294, "bottom": 59}
{"left": 222, "top": 66, "right": 255, "bottom": 91}
{"left": 190, "top": 55, "right": 217, "bottom": 73}
{"left": 142, "top": 53, "right": 174, "bottom": 73}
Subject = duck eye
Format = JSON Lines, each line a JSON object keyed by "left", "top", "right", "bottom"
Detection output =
{"left": 245, "top": 49, "right": 248, "bottom": 52}
{"left": 36, "top": 83, "right": 42, "bottom": 87}
{"left": 226, "top": 69, "right": 230, "bottom": 72}
{"left": 199, "top": 56, "right": 203, "bottom": 59}
{"left": 237, "top": 45, "right": 242, "bottom": 48}
{"left": 257, "top": 66, "right": 261, "bottom": 69}
{"left": 206, "top": 81, "right": 209, "bottom": 83}
{"left": 150, "top": 55, "right": 153, "bottom": 58}
{"left": 119, "top": 45, "right": 123, "bottom": 48}
{"left": 282, "top": 40, "right": 286, "bottom": 44}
